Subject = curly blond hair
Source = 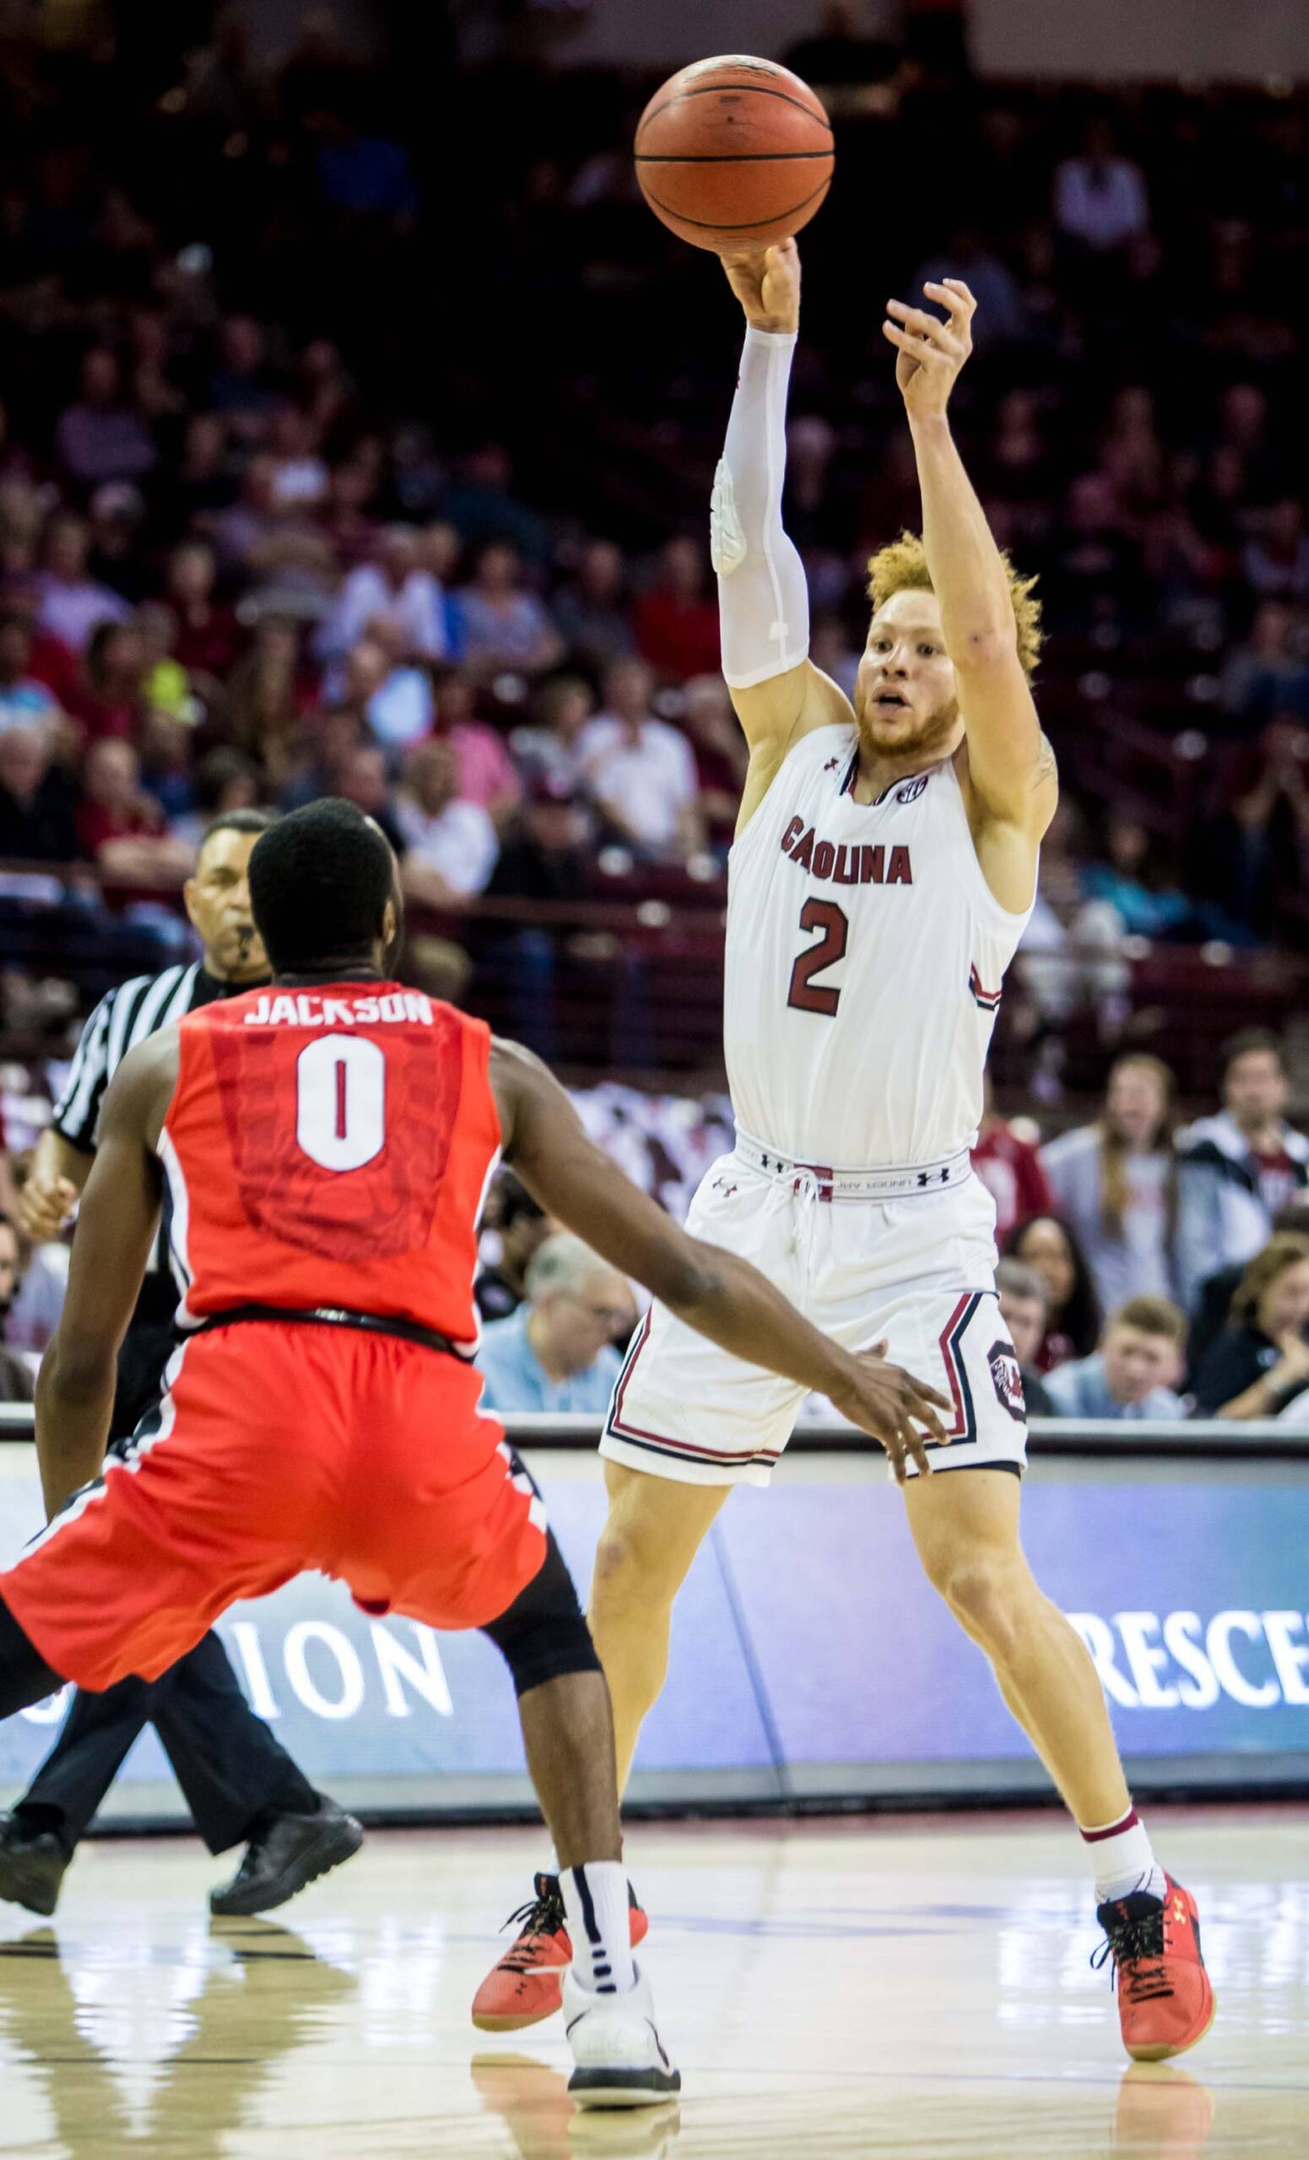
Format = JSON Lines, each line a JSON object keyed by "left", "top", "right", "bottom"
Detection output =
{"left": 866, "top": 531, "right": 1043, "bottom": 680}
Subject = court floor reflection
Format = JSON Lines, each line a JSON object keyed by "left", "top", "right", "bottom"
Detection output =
{"left": 0, "top": 1814, "right": 1304, "bottom": 2157}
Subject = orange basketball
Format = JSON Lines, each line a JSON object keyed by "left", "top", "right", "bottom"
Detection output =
{"left": 634, "top": 54, "right": 834, "bottom": 255}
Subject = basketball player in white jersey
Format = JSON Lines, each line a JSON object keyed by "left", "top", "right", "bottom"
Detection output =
{"left": 473, "top": 241, "right": 1212, "bottom": 2063}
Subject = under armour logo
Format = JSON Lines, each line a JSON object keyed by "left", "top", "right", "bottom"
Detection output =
{"left": 714, "top": 1179, "right": 739, "bottom": 1197}
{"left": 824, "top": 756, "right": 841, "bottom": 772}
{"left": 916, "top": 1168, "right": 952, "bottom": 1187}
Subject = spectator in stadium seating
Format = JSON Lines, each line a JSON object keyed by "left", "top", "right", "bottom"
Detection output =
{"left": 319, "top": 455, "right": 382, "bottom": 568}
{"left": 86, "top": 482, "right": 150, "bottom": 604}
{"left": 552, "top": 539, "right": 634, "bottom": 673}
{"left": 69, "top": 619, "right": 146, "bottom": 744}
{"left": 1191, "top": 1232, "right": 1309, "bottom": 1419}
{"left": 152, "top": 412, "right": 236, "bottom": 538}
{"left": 170, "top": 746, "right": 261, "bottom": 848}
{"left": 163, "top": 541, "right": 240, "bottom": 681}
{"left": 1054, "top": 112, "right": 1150, "bottom": 258}
{"left": 1080, "top": 814, "right": 1194, "bottom": 940}
{"left": 681, "top": 673, "right": 748, "bottom": 854}
{"left": 1214, "top": 382, "right": 1281, "bottom": 510}
{"left": 1188, "top": 1195, "right": 1309, "bottom": 1383}
{"left": 914, "top": 227, "right": 1025, "bottom": 353}
{"left": 476, "top": 1232, "right": 636, "bottom": 1415}
{"left": 279, "top": 704, "right": 366, "bottom": 810}
{"left": 0, "top": 726, "right": 79, "bottom": 862}
{"left": 1220, "top": 599, "right": 1309, "bottom": 727}
{"left": 74, "top": 738, "right": 190, "bottom": 887}
{"left": 488, "top": 774, "right": 590, "bottom": 905}
{"left": 1042, "top": 471, "right": 1143, "bottom": 635}
{"left": 395, "top": 739, "right": 498, "bottom": 904}
{"left": 333, "top": 741, "right": 406, "bottom": 855}
{"left": 452, "top": 540, "right": 563, "bottom": 678}
{"left": 972, "top": 1076, "right": 1053, "bottom": 1241}
{"left": 35, "top": 512, "right": 130, "bottom": 654}
{"left": 313, "top": 106, "right": 420, "bottom": 228}
{"left": 54, "top": 348, "right": 157, "bottom": 494}
{"left": 510, "top": 672, "right": 595, "bottom": 798}
{"left": 1045, "top": 1296, "right": 1188, "bottom": 1421}
{"left": 578, "top": 657, "right": 703, "bottom": 862}
{"left": 633, "top": 536, "right": 720, "bottom": 682}
{"left": 1200, "top": 718, "right": 1309, "bottom": 937}
{"left": 340, "top": 623, "right": 433, "bottom": 749}
{"left": 210, "top": 454, "right": 280, "bottom": 574}
{"left": 994, "top": 1257, "right": 1056, "bottom": 1417}
{"left": 0, "top": 609, "right": 65, "bottom": 741}
{"left": 1242, "top": 496, "right": 1309, "bottom": 604}
{"left": 225, "top": 616, "right": 303, "bottom": 787}
{"left": 438, "top": 445, "right": 548, "bottom": 568}
{"left": 265, "top": 402, "right": 328, "bottom": 511}
{"left": 1003, "top": 1214, "right": 1103, "bottom": 1372}
{"left": 315, "top": 523, "right": 450, "bottom": 666}
{"left": 482, "top": 773, "right": 598, "bottom": 1063}
{"left": 1041, "top": 1054, "right": 1179, "bottom": 1312}
{"left": 475, "top": 1171, "right": 558, "bottom": 1324}
{"left": 206, "top": 314, "right": 278, "bottom": 444}
{"left": 1175, "top": 1028, "right": 1309, "bottom": 1310}
{"left": 430, "top": 667, "right": 521, "bottom": 827}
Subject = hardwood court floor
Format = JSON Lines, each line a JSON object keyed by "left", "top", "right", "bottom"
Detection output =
{"left": 0, "top": 1807, "right": 1304, "bottom": 2159}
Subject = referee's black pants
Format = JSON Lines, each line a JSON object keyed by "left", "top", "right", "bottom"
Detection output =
{"left": 15, "top": 1629, "right": 317, "bottom": 1854}
{"left": 13, "top": 1301, "right": 318, "bottom": 1856}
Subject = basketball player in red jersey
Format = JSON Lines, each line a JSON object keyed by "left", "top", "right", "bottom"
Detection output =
{"left": 0, "top": 797, "right": 948, "bottom": 2110}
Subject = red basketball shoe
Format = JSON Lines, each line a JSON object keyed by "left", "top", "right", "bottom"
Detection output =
{"left": 1094, "top": 1875, "right": 1215, "bottom": 2062}
{"left": 471, "top": 1872, "right": 649, "bottom": 2032}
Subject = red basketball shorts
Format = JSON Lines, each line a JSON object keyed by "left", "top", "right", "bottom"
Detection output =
{"left": 0, "top": 1321, "right": 548, "bottom": 1692}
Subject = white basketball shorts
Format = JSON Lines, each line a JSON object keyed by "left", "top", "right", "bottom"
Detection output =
{"left": 600, "top": 1153, "right": 1028, "bottom": 1488}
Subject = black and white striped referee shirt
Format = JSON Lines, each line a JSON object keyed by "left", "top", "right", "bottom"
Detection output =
{"left": 52, "top": 962, "right": 270, "bottom": 1275}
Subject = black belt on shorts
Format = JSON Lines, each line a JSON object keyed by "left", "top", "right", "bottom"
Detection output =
{"left": 191, "top": 1303, "right": 469, "bottom": 1360}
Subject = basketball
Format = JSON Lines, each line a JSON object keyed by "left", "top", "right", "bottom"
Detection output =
{"left": 634, "top": 54, "right": 834, "bottom": 255}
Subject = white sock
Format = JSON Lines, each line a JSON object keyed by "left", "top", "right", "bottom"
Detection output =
{"left": 560, "top": 1861, "right": 634, "bottom": 1996}
{"left": 1081, "top": 1804, "right": 1166, "bottom": 1905}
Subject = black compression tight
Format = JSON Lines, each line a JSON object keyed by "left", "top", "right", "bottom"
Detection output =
{"left": 480, "top": 1531, "right": 602, "bottom": 1697}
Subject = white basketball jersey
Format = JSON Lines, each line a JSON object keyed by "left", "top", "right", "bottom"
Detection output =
{"left": 723, "top": 724, "right": 1034, "bottom": 1167}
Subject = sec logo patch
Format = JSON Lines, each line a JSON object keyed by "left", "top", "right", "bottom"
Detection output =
{"left": 895, "top": 776, "right": 928, "bottom": 805}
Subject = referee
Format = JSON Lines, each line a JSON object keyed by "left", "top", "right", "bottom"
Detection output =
{"left": 0, "top": 810, "right": 362, "bottom": 1918}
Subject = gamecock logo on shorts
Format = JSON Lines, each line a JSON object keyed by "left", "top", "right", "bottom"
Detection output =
{"left": 987, "top": 1340, "right": 1026, "bottom": 1423}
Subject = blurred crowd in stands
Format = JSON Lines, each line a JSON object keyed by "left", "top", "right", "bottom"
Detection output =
{"left": 0, "top": 6, "right": 1308, "bottom": 959}
{"left": 1, "top": 5, "right": 1308, "bottom": 1423}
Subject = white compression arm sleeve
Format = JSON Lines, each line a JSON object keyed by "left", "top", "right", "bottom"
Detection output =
{"left": 711, "top": 327, "right": 810, "bottom": 691}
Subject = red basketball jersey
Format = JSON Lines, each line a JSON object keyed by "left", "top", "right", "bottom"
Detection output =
{"left": 160, "top": 982, "right": 501, "bottom": 1346}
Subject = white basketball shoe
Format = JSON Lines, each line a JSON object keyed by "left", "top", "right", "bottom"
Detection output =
{"left": 563, "top": 1965, "right": 681, "bottom": 2109}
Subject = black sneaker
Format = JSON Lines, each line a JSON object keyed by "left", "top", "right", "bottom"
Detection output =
{"left": 209, "top": 1800, "right": 363, "bottom": 1917}
{"left": 0, "top": 1812, "right": 70, "bottom": 1918}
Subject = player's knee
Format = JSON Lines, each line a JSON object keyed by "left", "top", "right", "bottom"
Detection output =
{"left": 590, "top": 1521, "right": 675, "bottom": 1619}
{"left": 933, "top": 1557, "right": 1022, "bottom": 1659}
{"left": 480, "top": 1532, "right": 603, "bottom": 1696}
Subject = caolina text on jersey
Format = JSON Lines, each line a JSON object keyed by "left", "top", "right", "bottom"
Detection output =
{"left": 242, "top": 991, "right": 435, "bottom": 1028}
{"left": 779, "top": 816, "right": 912, "bottom": 887}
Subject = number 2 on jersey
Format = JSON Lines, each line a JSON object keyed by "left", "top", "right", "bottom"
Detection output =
{"left": 787, "top": 899, "right": 848, "bottom": 1017}
{"left": 295, "top": 1033, "right": 386, "bottom": 1171}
